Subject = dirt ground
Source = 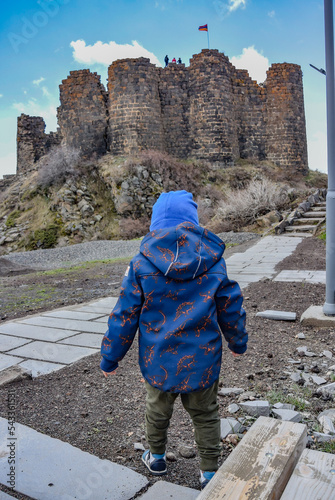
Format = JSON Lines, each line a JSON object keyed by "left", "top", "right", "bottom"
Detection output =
{"left": 0, "top": 236, "right": 334, "bottom": 498}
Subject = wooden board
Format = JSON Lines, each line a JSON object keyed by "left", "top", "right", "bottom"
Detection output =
{"left": 280, "top": 448, "right": 335, "bottom": 499}
{"left": 197, "top": 416, "right": 307, "bottom": 500}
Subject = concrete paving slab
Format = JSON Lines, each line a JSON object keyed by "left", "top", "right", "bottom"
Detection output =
{"left": 301, "top": 305, "right": 335, "bottom": 327}
{"left": 138, "top": 481, "right": 198, "bottom": 499}
{"left": 0, "top": 417, "right": 148, "bottom": 500}
{"left": 256, "top": 310, "right": 297, "bottom": 321}
{"left": 0, "top": 323, "right": 80, "bottom": 342}
{"left": 7, "top": 341, "right": 97, "bottom": 364}
{"left": 19, "top": 359, "right": 66, "bottom": 378}
{"left": 19, "top": 316, "right": 106, "bottom": 334}
{"left": 92, "top": 316, "right": 109, "bottom": 324}
{"left": 59, "top": 333, "right": 103, "bottom": 349}
{"left": 41, "top": 310, "right": 104, "bottom": 321}
{"left": 0, "top": 334, "right": 31, "bottom": 352}
{"left": 0, "top": 354, "right": 23, "bottom": 372}
{"left": 90, "top": 297, "right": 118, "bottom": 308}
{"left": 74, "top": 306, "right": 112, "bottom": 314}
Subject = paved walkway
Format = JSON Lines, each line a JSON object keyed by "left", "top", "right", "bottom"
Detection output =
{"left": 1, "top": 235, "right": 326, "bottom": 379}
{"left": 0, "top": 235, "right": 327, "bottom": 500}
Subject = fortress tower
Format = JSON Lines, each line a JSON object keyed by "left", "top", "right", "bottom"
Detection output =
{"left": 57, "top": 69, "right": 108, "bottom": 157}
{"left": 108, "top": 58, "right": 165, "bottom": 155}
{"left": 16, "top": 50, "right": 309, "bottom": 175}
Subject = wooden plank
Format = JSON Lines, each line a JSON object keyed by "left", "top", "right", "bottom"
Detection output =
{"left": 280, "top": 448, "right": 335, "bottom": 500}
{"left": 197, "top": 416, "right": 307, "bottom": 500}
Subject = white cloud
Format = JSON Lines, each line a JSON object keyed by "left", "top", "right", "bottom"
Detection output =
{"left": 0, "top": 94, "right": 3, "bottom": 98}
{"left": 268, "top": 10, "right": 275, "bottom": 18}
{"left": 12, "top": 99, "right": 58, "bottom": 132}
{"left": 33, "top": 77, "right": 45, "bottom": 86}
{"left": 214, "top": 0, "right": 246, "bottom": 20}
{"left": 231, "top": 46, "right": 269, "bottom": 83}
{"left": 228, "top": 0, "right": 246, "bottom": 12}
{"left": 70, "top": 39, "right": 162, "bottom": 67}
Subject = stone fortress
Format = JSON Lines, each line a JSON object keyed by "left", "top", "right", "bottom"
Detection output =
{"left": 16, "top": 49, "right": 309, "bottom": 176}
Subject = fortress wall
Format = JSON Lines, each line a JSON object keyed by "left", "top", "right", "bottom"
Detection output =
{"left": 15, "top": 51, "right": 309, "bottom": 175}
{"left": 57, "top": 69, "right": 108, "bottom": 157}
{"left": 232, "top": 69, "right": 267, "bottom": 160}
{"left": 158, "top": 63, "right": 190, "bottom": 158}
{"left": 188, "top": 50, "right": 239, "bottom": 164}
{"left": 265, "top": 63, "right": 308, "bottom": 174}
{"left": 17, "top": 114, "right": 61, "bottom": 174}
{"left": 108, "top": 58, "right": 165, "bottom": 155}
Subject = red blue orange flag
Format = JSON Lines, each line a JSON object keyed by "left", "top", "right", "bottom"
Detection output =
{"left": 198, "top": 24, "right": 208, "bottom": 31}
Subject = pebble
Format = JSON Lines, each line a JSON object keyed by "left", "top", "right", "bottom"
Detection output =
{"left": 296, "top": 333, "right": 306, "bottom": 339}
{"left": 238, "top": 400, "right": 270, "bottom": 417}
{"left": 218, "top": 387, "right": 244, "bottom": 396}
{"left": 166, "top": 451, "right": 177, "bottom": 462}
{"left": 134, "top": 442, "right": 145, "bottom": 451}
{"left": 178, "top": 445, "right": 196, "bottom": 459}
{"left": 321, "top": 350, "right": 333, "bottom": 359}
{"left": 272, "top": 409, "right": 302, "bottom": 423}
{"left": 228, "top": 403, "right": 239, "bottom": 414}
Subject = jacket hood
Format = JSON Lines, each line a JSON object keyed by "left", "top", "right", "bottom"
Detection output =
{"left": 140, "top": 222, "right": 225, "bottom": 280}
{"left": 150, "top": 190, "right": 199, "bottom": 231}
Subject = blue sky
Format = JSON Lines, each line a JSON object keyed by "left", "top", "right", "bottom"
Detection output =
{"left": 0, "top": 0, "right": 328, "bottom": 178}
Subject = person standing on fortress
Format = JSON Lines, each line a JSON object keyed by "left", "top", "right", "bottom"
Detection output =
{"left": 172, "top": 57, "right": 176, "bottom": 63}
{"left": 177, "top": 57, "right": 182, "bottom": 64}
{"left": 100, "top": 190, "right": 248, "bottom": 489}
{"left": 164, "top": 55, "right": 169, "bottom": 67}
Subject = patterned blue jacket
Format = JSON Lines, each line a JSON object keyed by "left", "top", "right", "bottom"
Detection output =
{"left": 100, "top": 222, "right": 247, "bottom": 393}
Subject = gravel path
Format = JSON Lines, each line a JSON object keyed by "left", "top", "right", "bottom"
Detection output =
{"left": 3, "top": 232, "right": 259, "bottom": 271}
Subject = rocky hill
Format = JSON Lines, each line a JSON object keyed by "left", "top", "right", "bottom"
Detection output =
{"left": 0, "top": 148, "right": 327, "bottom": 256}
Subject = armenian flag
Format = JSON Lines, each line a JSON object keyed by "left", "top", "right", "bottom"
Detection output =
{"left": 198, "top": 24, "right": 208, "bottom": 31}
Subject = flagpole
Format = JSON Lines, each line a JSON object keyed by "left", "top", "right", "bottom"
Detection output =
{"left": 207, "top": 25, "right": 210, "bottom": 49}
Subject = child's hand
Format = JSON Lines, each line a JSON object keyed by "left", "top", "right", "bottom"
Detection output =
{"left": 102, "top": 369, "right": 118, "bottom": 377}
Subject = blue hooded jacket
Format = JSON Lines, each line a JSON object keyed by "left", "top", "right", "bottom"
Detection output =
{"left": 100, "top": 191, "right": 247, "bottom": 393}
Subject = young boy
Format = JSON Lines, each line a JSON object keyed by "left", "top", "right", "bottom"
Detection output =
{"left": 100, "top": 190, "right": 247, "bottom": 489}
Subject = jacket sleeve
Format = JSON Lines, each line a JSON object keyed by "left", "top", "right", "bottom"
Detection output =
{"left": 100, "top": 258, "right": 144, "bottom": 372}
{"left": 215, "top": 263, "right": 248, "bottom": 355}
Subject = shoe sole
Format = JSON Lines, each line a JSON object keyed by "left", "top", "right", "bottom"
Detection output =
{"left": 141, "top": 455, "right": 167, "bottom": 476}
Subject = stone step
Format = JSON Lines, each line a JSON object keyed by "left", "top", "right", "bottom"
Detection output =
{"left": 293, "top": 218, "right": 323, "bottom": 225}
{"left": 302, "top": 211, "right": 326, "bottom": 218}
{"left": 281, "top": 232, "right": 313, "bottom": 238}
{"left": 285, "top": 225, "right": 316, "bottom": 233}
{"left": 0, "top": 418, "right": 148, "bottom": 500}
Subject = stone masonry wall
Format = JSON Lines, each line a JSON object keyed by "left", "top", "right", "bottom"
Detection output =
{"left": 16, "top": 50, "right": 309, "bottom": 175}
{"left": 57, "top": 69, "right": 108, "bottom": 157}
{"left": 265, "top": 63, "right": 308, "bottom": 174}
{"left": 232, "top": 69, "right": 267, "bottom": 160}
{"left": 188, "top": 50, "right": 239, "bottom": 164}
{"left": 158, "top": 63, "right": 190, "bottom": 158}
{"left": 108, "top": 58, "right": 165, "bottom": 155}
{"left": 17, "top": 114, "right": 61, "bottom": 174}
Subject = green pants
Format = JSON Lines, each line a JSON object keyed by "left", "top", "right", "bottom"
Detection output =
{"left": 144, "top": 379, "right": 220, "bottom": 471}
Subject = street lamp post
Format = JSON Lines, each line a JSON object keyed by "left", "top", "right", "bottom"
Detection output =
{"left": 324, "top": 0, "right": 335, "bottom": 315}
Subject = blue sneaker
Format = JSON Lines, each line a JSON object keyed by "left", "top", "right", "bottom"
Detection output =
{"left": 141, "top": 450, "right": 167, "bottom": 476}
{"left": 200, "top": 470, "right": 216, "bottom": 489}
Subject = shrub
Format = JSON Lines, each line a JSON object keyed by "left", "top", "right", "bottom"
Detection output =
{"left": 124, "top": 150, "right": 206, "bottom": 196}
{"left": 25, "top": 224, "right": 60, "bottom": 250}
{"left": 37, "top": 145, "right": 81, "bottom": 187}
{"left": 5, "top": 209, "right": 21, "bottom": 227}
{"left": 217, "top": 178, "right": 289, "bottom": 228}
{"left": 119, "top": 216, "right": 150, "bottom": 240}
